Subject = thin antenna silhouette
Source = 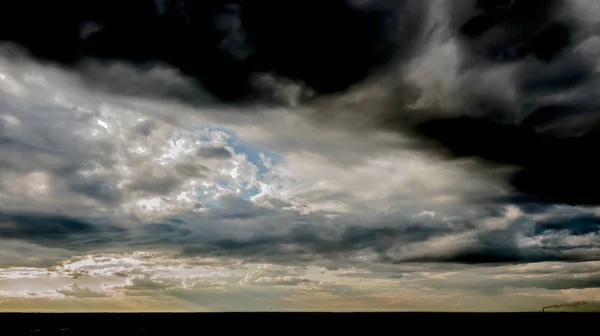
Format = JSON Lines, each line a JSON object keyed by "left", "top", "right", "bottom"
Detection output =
{"left": 542, "top": 304, "right": 562, "bottom": 312}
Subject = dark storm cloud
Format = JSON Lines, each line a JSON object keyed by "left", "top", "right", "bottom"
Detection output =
{"left": 119, "top": 195, "right": 483, "bottom": 263}
{"left": 3, "top": 0, "right": 600, "bottom": 207}
{"left": 135, "top": 197, "right": 598, "bottom": 266}
{"left": 412, "top": 116, "right": 600, "bottom": 206}
{"left": 0, "top": 0, "right": 424, "bottom": 103}
{"left": 401, "top": 0, "right": 600, "bottom": 206}
{"left": 533, "top": 214, "right": 600, "bottom": 236}
{"left": 454, "top": 0, "right": 569, "bottom": 63}
{"left": 0, "top": 211, "right": 127, "bottom": 247}
{"left": 0, "top": 194, "right": 598, "bottom": 268}
{"left": 176, "top": 216, "right": 468, "bottom": 262}
{"left": 316, "top": 0, "right": 600, "bottom": 207}
{"left": 404, "top": 210, "right": 600, "bottom": 265}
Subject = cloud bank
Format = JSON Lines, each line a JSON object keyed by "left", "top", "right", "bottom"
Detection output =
{"left": 0, "top": 0, "right": 599, "bottom": 311}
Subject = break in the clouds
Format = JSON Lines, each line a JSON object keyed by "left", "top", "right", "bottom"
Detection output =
{"left": 0, "top": 0, "right": 599, "bottom": 311}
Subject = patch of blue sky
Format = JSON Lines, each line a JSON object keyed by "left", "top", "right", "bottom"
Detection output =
{"left": 195, "top": 184, "right": 221, "bottom": 208}
{"left": 199, "top": 126, "right": 282, "bottom": 173}
{"left": 240, "top": 186, "right": 261, "bottom": 200}
{"left": 234, "top": 143, "right": 283, "bottom": 175}
{"left": 191, "top": 125, "right": 285, "bottom": 202}
{"left": 198, "top": 195, "right": 220, "bottom": 208}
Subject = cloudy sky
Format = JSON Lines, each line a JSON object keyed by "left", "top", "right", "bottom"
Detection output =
{"left": 0, "top": 0, "right": 600, "bottom": 312}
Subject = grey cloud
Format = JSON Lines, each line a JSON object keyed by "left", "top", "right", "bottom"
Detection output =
{"left": 196, "top": 145, "right": 232, "bottom": 159}
{"left": 0, "top": 92, "right": 123, "bottom": 210}
{"left": 0, "top": 211, "right": 124, "bottom": 241}
{"left": 526, "top": 275, "right": 600, "bottom": 290}
{"left": 532, "top": 214, "right": 600, "bottom": 236}
{"left": 394, "top": 261, "right": 600, "bottom": 294}
{"left": 0, "top": 57, "right": 226, "bottom": 217}
{"left": 122, "top": 274, "right": 177, "bottom": 292}
{"left": 485, "top": 195, "right": 557, "bottom": 215}
{"left": 137, "top": 197, "right": 597, "bottom": 267}
{"left": 439, "top": 269, "right": 600, "bottom": 292}
{"left": 241, "top": 275, "right": 317, "bottom": 287}
{"left": 56, "top": 284, "right": 107, "bottom": 298}
{"left": 239, "top": 266, "right": 319, "bottom": 286}
{"left": 0, "top": 241, "right": 75, "bottom": 268}
{"left": 402, "top": 0, "right": 600, "bottom": 206}
{"left": 204, "top": 194, "right": 278, "bottom": 219}
{"left": 127, "top": 171, "right": 182, "bottom": 195}
{"left": 0, "top": 192, "right": 597, "bottom": 270}
{"left": 133, "top": 119, "right": 158, "bottom": 137}
{"left": 297, "top": 0, "right": 600, "bottom": 207}
{"left": 66, "top": 173, "right": 124, "bottom": 206}
{"left": 407, "top": 213, "right": 600, "bottom": 265}
{"left": 74, "top": 60, "right": 217, "bottom": 106}
{"left": 485, "top": 261, "right": 600, "bottom": 277}
{"left": 174, "top": 162, "right": 209, "bottom": 178}
{"left": 0, "top": 211, "right": 129, "bottom": 252}
{"left": 177, "top": 217, "right": 459, "bottom": 261}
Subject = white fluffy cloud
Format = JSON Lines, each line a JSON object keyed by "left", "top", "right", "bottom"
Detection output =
{"left": 0, "top": 44, "right": 511, "bottom": 220}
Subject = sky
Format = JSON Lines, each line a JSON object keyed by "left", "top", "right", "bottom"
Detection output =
{"left": 0, "top": 0, "right": 599, "bottom": 312}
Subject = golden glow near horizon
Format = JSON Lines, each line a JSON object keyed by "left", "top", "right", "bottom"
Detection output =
{"left": 0, "top": 252, "right": 598, "bottom": 312}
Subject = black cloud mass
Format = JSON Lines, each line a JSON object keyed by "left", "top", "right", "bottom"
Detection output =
{"left": 0, "top": 0, "right": 415, "bottom": 101}
{"left": 418, "top": 0, "right": 600, "bottom": 206}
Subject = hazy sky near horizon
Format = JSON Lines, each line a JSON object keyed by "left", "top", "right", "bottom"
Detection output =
{"left": 1, "top": 0, "right": 600, "bottom": 312}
